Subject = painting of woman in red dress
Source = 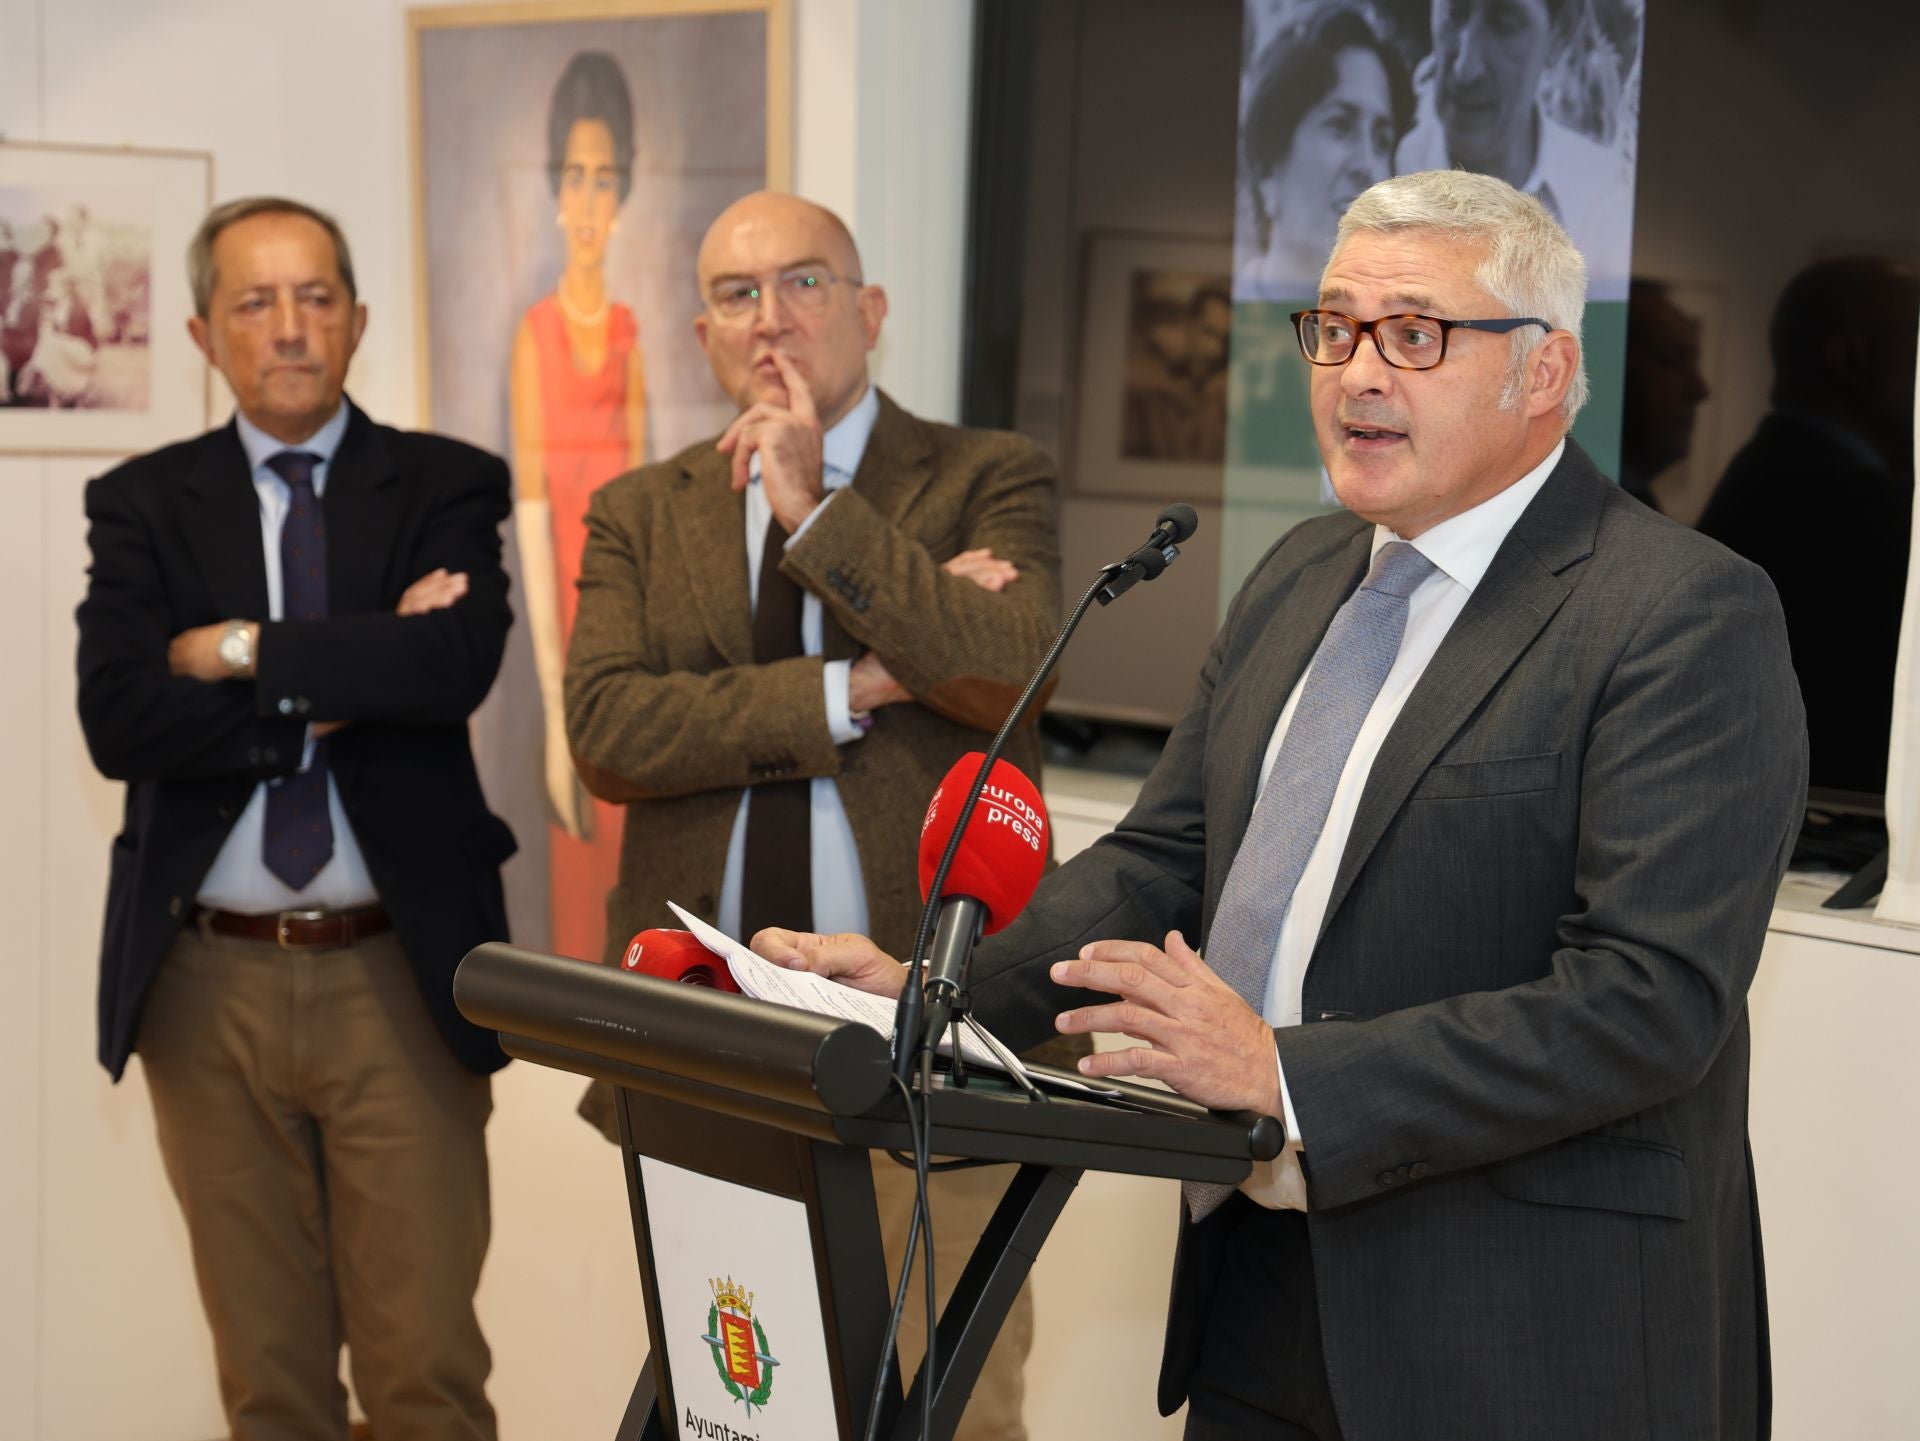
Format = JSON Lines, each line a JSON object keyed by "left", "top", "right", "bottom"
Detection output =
{"left": 509, "top": 50, "right": 646, "bottom": 965}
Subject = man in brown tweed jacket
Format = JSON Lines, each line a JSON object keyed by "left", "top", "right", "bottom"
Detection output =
{"left": 564, "top": 191, "right": 1063, "bottom": 1438}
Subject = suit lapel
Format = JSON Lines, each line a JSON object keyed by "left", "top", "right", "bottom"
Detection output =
{"left": 850, "top": 390, "right": 935, "bottom": 526}
{"left": 665, "top": 443, "right": 754, "bottom": 665}
{"left": 318, "top": 402, "right": 401, "bottom": 613}
{"left": 181, "top": 422, "right": 270, "bottom": 618}
{"left": 1316, "top": 444, "right": 1607, "bottom": 935}
{"left": 814, "top": 390, "right": 932, "bottom": 665}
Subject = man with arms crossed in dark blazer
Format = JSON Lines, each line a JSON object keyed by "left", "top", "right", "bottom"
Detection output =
{"left": 76, "top": 197, "right": 514, "bottom": 1441}
{"left": 757, "top": 171, "right": 1807, "bottom": 1440}
{"left": 566, "top": 191, "right": 1068, "bottom": 1439}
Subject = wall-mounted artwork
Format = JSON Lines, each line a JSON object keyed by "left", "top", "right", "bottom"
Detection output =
{"left": 1072, "top": 232, "right": 1232, "bottom": 503}
{"left": 410, "top": 0, "right": 790, "bottom": 961}
{"left": 0, "top": 141, "right": 210, "bottom": 455}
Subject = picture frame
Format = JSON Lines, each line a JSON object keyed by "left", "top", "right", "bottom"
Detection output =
{"left": 0, "top": 140, "right": 211, "bottom": 455}
{"left": 407, "top": 0, "right": 790, "bottom": 959}
{"left": 1070, "top": 231, "right": 1232, "bottom": 504}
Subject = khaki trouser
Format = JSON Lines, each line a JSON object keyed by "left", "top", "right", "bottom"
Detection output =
{"left": 871, "top": 1156, "right": 1032, "bottom": 1441}
{"left": 139, "top": 922, "right": 495, "bottom": 1441}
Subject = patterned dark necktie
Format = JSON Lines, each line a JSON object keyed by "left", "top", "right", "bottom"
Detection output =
{"left": 261, "top": 450, "right": 334, "bottom": 891}
{"left": 1184, "top": 540, "right": 1437, "bottom": 1221}
{"left": 740, "top": 514, "right": 812, "bottom": 938}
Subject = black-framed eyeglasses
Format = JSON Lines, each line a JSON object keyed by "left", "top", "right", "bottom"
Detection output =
{"left": 705, "top": 267, "right": 863, "bottom": 322}
{"left": 1289, "top": 309, "right": 1550, "bottom": 370}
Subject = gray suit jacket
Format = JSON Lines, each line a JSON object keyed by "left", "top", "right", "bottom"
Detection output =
{"left": 972, "top": 441, "right": 1806, "bottom": 1440}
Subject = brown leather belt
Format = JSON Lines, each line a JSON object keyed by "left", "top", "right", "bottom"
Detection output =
{"left": 195, "top": 904, "right": 392, "bottom": 950}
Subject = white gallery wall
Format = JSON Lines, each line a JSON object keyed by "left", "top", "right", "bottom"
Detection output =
{"left": 0, "top": 2, "right": 1010, "bottom": 1438}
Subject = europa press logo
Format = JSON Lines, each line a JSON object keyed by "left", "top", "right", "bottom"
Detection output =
{"left": 700, "top": 1276, "right": 779, "bottom": 1414}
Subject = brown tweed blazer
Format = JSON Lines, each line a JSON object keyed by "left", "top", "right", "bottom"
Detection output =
{"left": 565, "top": 389, "right": 1061, "bottom": 965}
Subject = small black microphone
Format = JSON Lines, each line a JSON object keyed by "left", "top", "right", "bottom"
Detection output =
{"left": 1098, "top": 503, "right": 1200, "bottom": 605}
{"left": 1152, "top": 503, "right": 1200, "bottom": 545}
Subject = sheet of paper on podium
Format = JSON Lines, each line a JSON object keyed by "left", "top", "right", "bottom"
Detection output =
{"left": 667, "top": 902, "right": 1118, "bottom": 1097}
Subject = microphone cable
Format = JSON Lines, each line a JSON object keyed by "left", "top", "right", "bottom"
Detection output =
{"left": 862, "top": 1070, "right": 936, "bottom": 1441}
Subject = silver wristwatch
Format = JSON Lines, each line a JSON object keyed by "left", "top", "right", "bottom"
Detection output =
{"left": 216, "top": 620, "right": 254, "bottom": 676}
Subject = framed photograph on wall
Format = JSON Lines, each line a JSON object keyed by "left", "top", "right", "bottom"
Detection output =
{"left": 409, "top": 0, "right": 789, "bottom": 960}
{"left": 0, "top": 141, "right": 210, "bottom": 455}
{"left": 1071, "top": 231, "right": 1232, "bottom": 503}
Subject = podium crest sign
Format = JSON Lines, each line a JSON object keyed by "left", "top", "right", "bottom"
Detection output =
{"left": 639, "top": 1155, "right": 837, "bottom": 1438}
{"left": 702, "top": 1276, "right": 779, "bottom": 1413}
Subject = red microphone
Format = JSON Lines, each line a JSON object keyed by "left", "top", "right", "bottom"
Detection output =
{"left": 618, "top": 928, "right": 741, "bottom": 993}
{"left": 914, "top": 753, "right": 1049, "bottom": 1050}
{"left": 917, "top": 753, "right": 1049, "bottom": 930}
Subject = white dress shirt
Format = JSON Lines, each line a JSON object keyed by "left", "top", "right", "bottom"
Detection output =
{"left": 196, "top": 402, "right": 381, "bottom": 913}
{"left": 1241, "top": 441, "right": 1565, "bottom": 1209}
{"left": 716, "top": 382, "right": 881, "bottom": 939}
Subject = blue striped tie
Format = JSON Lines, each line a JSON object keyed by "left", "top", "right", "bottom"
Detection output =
{"left": 1184, "top": 540, "right": 1435, "bottom": 1221}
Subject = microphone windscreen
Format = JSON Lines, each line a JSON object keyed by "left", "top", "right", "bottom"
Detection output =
{"left": 917, "top": 752, "right": 1049, "bottom": 934}
{"left": 619, "top": 928, "right": 741, "bottom": 992}
{"left": 1158, "top": 503, "right": 1199, "bottom": 543}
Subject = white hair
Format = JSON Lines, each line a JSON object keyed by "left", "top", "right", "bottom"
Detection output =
{"left": 1331, "top": 169, "right": 1590, "bottom": 419}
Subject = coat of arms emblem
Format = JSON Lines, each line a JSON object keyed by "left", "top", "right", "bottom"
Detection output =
{"left": 700, "top": 1275, "right": 779, "bottom": 1414}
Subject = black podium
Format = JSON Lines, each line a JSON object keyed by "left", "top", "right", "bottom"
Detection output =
{"left": 456, "top": 942, "right": 1281, "bottom": 1441}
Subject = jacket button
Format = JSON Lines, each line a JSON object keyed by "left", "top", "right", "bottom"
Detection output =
{"left": 295, "top": 697, "right": 310, "bottom": 715}
{"left": 1409, "top": 1162, "right": 1430, "bottom": 1179}
{"left": 217, "top": 804, "right": 235, "bottom": 821}
{"left": 263, "top": 748, "right": 279, "bottom": 764}
{"left": 167, "top": 896, "right": 183, "bottom": 918}
{"left": 277, "top": 697, "right": 294, "bottom": 715}
{"left": 247, "top": 747, "right": 261, "bottom": 765}
{"left": 695, "top": 894, "right": 715, "bottom": 916}
{"left": 1376, "top": 1171, "right": 1397, "bottom": 1189}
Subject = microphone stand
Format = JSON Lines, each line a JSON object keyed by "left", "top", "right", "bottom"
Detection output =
{"left": 869, "top": 507, "right": 1195, "bottom": 1441}
{"left": 890, "top": 508, "right": 1195, "bottom": 1089}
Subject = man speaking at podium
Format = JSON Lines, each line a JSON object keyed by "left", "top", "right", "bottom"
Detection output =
{"left": 757, "top": 171, "right": 1806, "bottom": 1440}
{"left": 565, "top": 191, "right": 1068, "bottom": 1439}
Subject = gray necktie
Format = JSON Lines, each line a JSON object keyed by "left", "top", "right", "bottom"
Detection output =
{"left": 1185, "top": 540, "right": 1436, "bottom": 1222}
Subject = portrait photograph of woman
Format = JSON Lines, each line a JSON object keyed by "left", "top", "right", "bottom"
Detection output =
{"left": 1233, "top": 2, "right": 1412, "bottom": 301}
{"left": 414, "top": 1, "right": 783, "bottom": 961}
{"left": 509, "top": 51, "right": 647, "bottom": 965}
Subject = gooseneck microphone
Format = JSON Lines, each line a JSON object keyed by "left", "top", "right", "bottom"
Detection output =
{"left": 868, "top": 504, "right": 1200, "bottom": 1441}
{"left": 1096, "top": 502, "right": 1199, "bottom": 604}
{"left": 889, "top": 502, "right": 1201, "bottom": 1084}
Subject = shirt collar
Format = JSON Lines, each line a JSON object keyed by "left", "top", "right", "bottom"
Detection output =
{"left": 235, "top": 400, "right": 350, "bottom": 484}
{"left": 1372, "top": 438, "right": 1565, "bottom": 594}
{"left": 749, "top": 380, "right": 880, "bottom": 491}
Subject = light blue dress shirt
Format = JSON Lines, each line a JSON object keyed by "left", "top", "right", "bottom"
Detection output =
{"left": 195, "top": 402, "right": 381, "bottom": 913}
{"left": 717, "top": 382, "right": 880, "bottom": 940}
